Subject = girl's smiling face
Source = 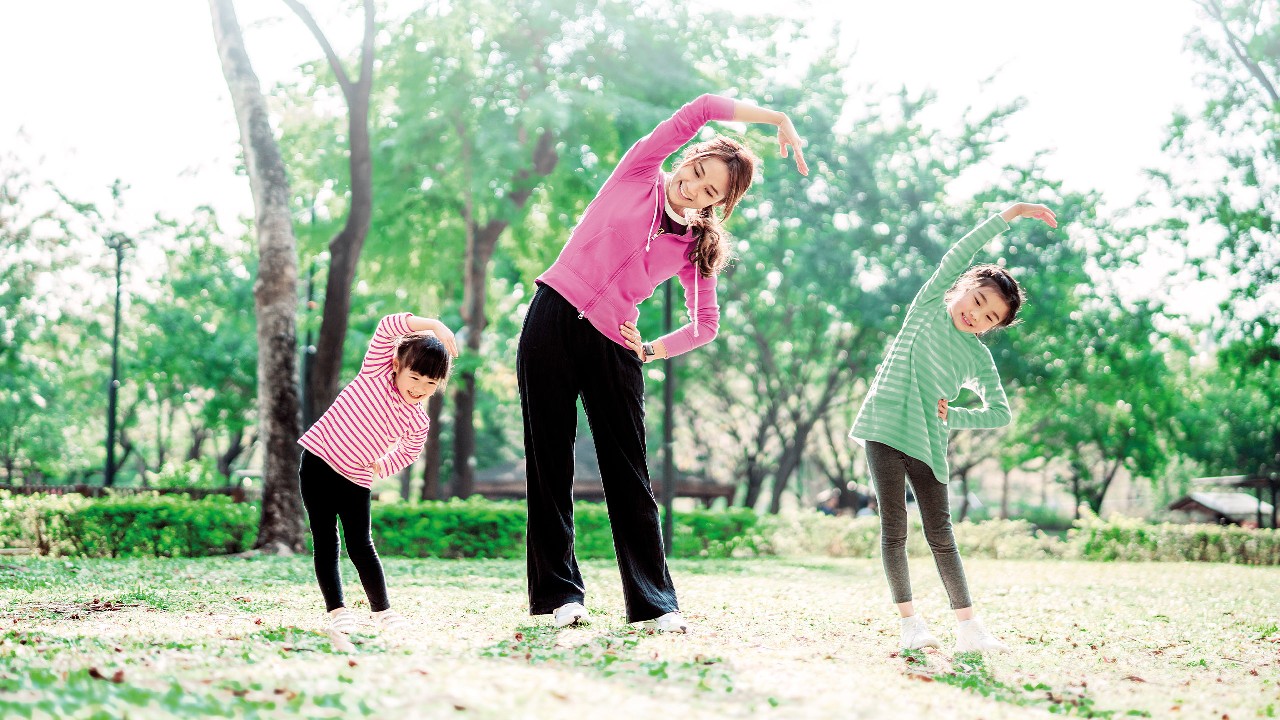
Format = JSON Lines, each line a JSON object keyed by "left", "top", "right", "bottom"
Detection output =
{"left": 666, "top": 157, "right": 731, "bottom": 216}
{"left": 948, "top": 284, "right": 1011, "bottom": 335}
{"left": 392, "top": 359, "right": 439, "bottom": 405}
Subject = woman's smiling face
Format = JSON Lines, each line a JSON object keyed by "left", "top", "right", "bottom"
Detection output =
{"left": 666, "top": 157, "right": 731, "bottom": 216}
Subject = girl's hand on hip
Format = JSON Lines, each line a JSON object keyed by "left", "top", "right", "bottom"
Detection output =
{"left": 937, "top": 398, "right": 949, "bottom": 422}
{"left": 1000, "top": 202, "right": 1057, "bottom": 228}
{"left": 777, "top": 115, "right": 809, "bottom": 176}
{"left": 367, "top": 459, "right": 385, "bottom": 478}
{"left": 620, "top": 321, "right": 646, "bottom": 362}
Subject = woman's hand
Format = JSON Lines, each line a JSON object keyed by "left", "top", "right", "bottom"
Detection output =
{"left": 1000, "top": 202, "right": 1057, "bottom": 228}
{"left": 937, "top": 398, "right": 949, "bottom": 422}
{"left": 777, "top": 114, "right": 809, "bottom": 176}
{"left": 620, "top": 321, "right": 646, "bottom": 362}
{"left": 731, "top": 100, "right": 809, "bottom": 176}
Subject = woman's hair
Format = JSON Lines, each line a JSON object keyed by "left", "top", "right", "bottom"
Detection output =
{"left": 945, "top": 264, "right": 1027, "bottom": 331}
{"left": 675, "top": 136, "right": 758, "bottom": 279}
{"left": 393, "top": 332, "right": 452, "bottom": 389}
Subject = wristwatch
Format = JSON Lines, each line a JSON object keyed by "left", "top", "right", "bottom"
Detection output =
{"left": 642, "top": 342, "right": 656, "bottom": 358}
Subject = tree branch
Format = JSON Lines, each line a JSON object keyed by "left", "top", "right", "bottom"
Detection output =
{"left": 282, "top": 0, "right": 354, "bottom": 95}
{"left": 1200, "top": 0, "right": 1280, "bottom": 107}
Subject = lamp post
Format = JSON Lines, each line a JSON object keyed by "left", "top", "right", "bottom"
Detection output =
{"left": 103, "top": 233, "right": 129, "bottom": 487}
{"left": 661, "top": 278, "right": 676, "bottom": 555}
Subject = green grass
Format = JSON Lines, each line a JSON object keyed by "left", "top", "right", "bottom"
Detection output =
{"left": 0, "top": 557, "right": 1277, "bottom": 718}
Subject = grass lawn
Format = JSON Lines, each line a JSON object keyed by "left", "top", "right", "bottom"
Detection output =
{"left": 1, "top": 555, "right": 1277, "bottom": 718}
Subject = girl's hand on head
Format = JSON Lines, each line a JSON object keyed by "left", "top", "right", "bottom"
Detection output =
{"left": 1000, "top": 202, "right": 1057, "bottom": 228}
{"left": 426, "top": 319, "right": 460, "bottom": 357}
{"left": 937, "top": 398, "right": 949, "bottom": 422}
{"left": 619, "top": 321, "right": 646, "bottom": 362}
{"left": 777, "top": 115, "right": 809, "bottom": 176}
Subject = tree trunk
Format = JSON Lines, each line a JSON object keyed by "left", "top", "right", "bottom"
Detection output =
{"left": 451, "top": 127, "right": 558, "bottom": 498}
{"left": 742, "top": 460, "right": 769, "bottom": 510}
{"left": 399, "top": 464, "right": 413, "bottom": 501}
{"left": 957, "top": 471, "right": 971, "bottom": 522}
{"left": 187, "top": 425, "right": 210, "bottom": 461}
{"left": 1000, "top": 466, "right": 1010, "bottom": 519}
{"left": 218, "top": 429, "right": 246, "bottom": 478}
{"left": 421, "top": 392, "right": 445, "bottom": 500}
{"left": 768, "top": 425, "right": 813, "bottom": 514}
{"left": 210, "top": 0, "right": 305, "bottom": 553}
{"left": 285, "top": 0, "right": 377, "bottom": 428}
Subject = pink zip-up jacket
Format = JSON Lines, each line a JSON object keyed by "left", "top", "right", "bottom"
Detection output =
{"left": 537, "top": 93, "right": 736, "bottom": 357}
{"left": 298, "top": 313, "right": 429, "bottom": 489}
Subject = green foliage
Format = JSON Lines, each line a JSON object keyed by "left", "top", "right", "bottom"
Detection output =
{"left": 371, "top": 499, "right": 758, "bottom": 560}
{"left": 150, "top": 458, "right": 228, "bottom": 490}
{"left": 757, "top": 510, "right": 1280, "bottom": 565}
{"left": 1070, "top": 511, "right": 1280, "bottom": 565}
{"left": 0, "top": 491, "right": 256, "bottom": 558}
{"left": 371, "top": 497, "right": 527, "bottom": 559}
{"left": 758, "top": 514, "right": 1062, "bottom": 560}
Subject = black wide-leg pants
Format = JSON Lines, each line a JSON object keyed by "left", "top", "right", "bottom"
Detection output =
{"left": 517, "top": 284, "right": 677, "bottom": 623}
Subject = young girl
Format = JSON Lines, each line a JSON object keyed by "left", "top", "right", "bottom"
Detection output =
{"left": 850, "top": 202, "right": 1057, "bottom": 653}
{"left": 519, "top": 94, "right": 807, "bottom": 633}
{"left": 298, "top": 313, "right": 457, "bottom": 636}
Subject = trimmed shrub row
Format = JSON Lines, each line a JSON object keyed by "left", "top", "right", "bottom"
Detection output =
{"left": 0, "top": 492, "right": 256, "bottom": 558}
{"left": 0, "top": 492, "right": 759, "bottom": 560}
{"left": 3, "top": 491, "right": 1276, "bottom": 565}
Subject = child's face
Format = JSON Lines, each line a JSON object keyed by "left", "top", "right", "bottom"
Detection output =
{"left": 392, "top": 360, "right": 440, "bottom": 405}
{"left": 666, "top": 157, "right": 731, "bottom": 216}
{"left": 947, "top": 284, "right": 1010, "bottom": 335}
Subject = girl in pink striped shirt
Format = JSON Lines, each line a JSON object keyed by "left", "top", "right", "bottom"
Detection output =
{"left": 298, "top": 312, "right": 457, "bottom": 637}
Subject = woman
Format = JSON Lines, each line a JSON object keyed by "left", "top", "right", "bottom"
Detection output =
{"left": 518, "top": 93, "right": 807, "bottom": 632}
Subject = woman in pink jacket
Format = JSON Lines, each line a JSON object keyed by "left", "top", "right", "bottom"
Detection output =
{"left": 519, "top": 93, "right": 808, "bottom": 632}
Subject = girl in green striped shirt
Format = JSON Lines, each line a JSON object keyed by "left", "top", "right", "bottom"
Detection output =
{"left": 850, "top": 201, "right": 1058, "bottom": 653}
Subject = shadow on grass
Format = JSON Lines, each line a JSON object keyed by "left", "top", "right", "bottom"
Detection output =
{"left": 481, "top": 624, "right": 734, "bottom": 693}
{"left": 900, "top": 650, "right": 1151, "bottom": 719}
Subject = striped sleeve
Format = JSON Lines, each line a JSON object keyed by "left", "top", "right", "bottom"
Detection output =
{"left": 947, "top": 352, "right": 1012, "bottom": 430}
{"left": 915, "top": 215, "right": 1010, "bottom": 307}
{"left": 377, "top": 419, "right": 429, "bottom": 477}
{"left": 360, "top": 313, "right": 413, "bottom": 376}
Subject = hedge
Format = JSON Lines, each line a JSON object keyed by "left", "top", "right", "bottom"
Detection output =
{"left": 3, "top": 492, "right": 1277, "bottom": 565}
{"left": 0, "top": 492, "right": 760, "bottom": 560}
{"left": 0, "top": 491, "right": 256, "bottom": 558}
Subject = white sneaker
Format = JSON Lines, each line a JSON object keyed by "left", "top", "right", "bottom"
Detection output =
{"left": 372, "top": 609, "right": 408, "bottom": 634}
{"left": 650, "top": 611, "right": 689, "bottom": 634}
{"left": 329, "top": 607, "right": 358, "bottom": 635}
{"left": 954, "top": 617, "right": 1010, "bottom": 653}
{"left": 553, "top": 602, "right": 588, "bottom": 628}
{"left": 900, "top": 614, "right": 941, "bottom": 650}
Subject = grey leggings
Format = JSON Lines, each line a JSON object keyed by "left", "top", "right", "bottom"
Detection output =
{"left": 865, "top": 441, "right": 972, "bottom": 609}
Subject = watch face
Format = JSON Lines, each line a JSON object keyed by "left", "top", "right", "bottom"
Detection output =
{"left": 643, "top": 343, "right": 655, "bottom": 356}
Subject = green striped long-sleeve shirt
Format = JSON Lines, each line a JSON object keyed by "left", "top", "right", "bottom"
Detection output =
{"left": 850, "top": 215, "right": 1013, "bottom": 484}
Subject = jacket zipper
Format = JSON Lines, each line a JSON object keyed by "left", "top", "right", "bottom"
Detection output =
{"left": 578, "top": 175, "right": 666, "bottom": 319}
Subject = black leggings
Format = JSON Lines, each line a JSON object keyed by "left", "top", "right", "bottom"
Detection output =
{"left": 298, "top": 450, "right": 390, "bottom": 612}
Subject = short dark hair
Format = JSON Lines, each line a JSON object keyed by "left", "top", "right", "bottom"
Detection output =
{"left": 394, "top": 332, "right": 452, "bottom": 388}
{"left": 946, "top": 264, "right": 1026, "bottom": 331}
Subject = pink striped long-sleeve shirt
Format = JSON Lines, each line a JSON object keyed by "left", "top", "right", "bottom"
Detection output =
{"left": 298, "top": 313, "right": 430, "bottom": 489}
